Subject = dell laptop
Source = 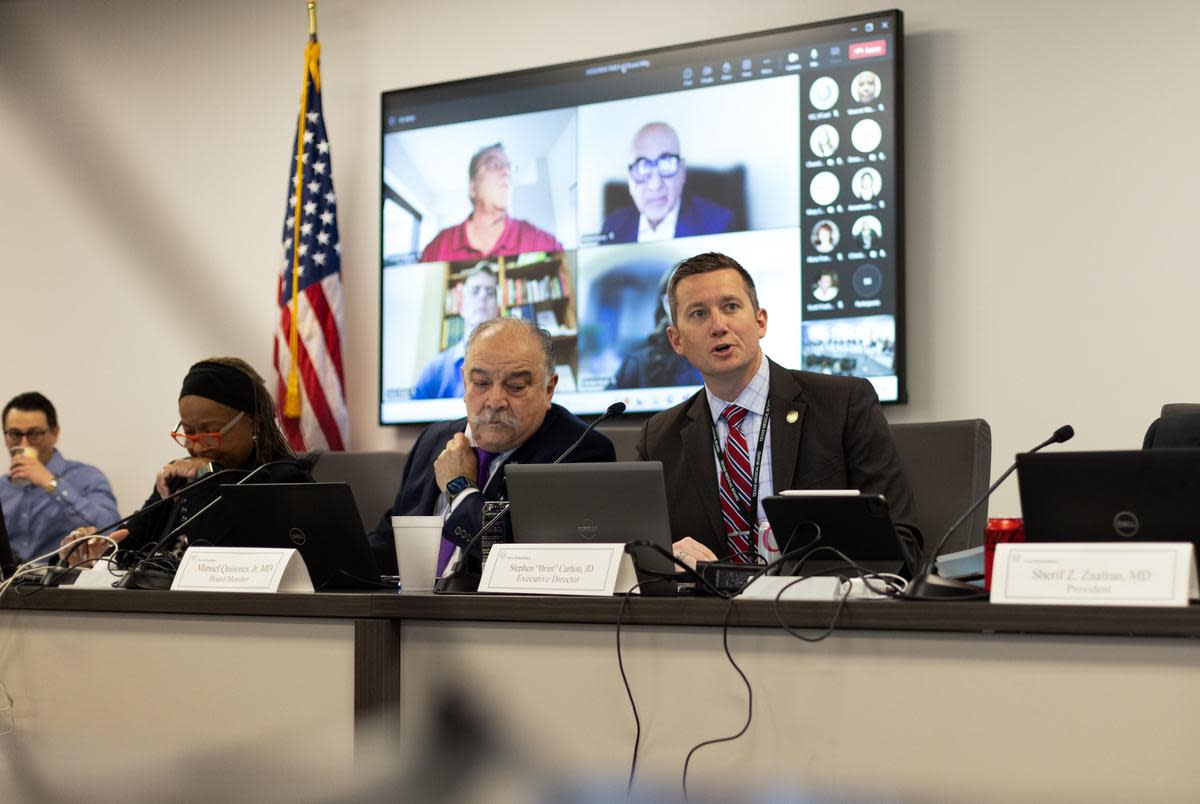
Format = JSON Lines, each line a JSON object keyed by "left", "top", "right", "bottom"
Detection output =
{"left": 1017, "top": 449, "right": 1200, "bottom": 543}
{"left": 220, "top": 482, "right": 383, "bottom": 590}
{"left": 505, "top": 461, "right": 677, "bottom": 592}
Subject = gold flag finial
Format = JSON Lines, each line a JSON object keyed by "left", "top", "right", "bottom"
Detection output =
{"left": 307, "top": 1, "right": 318, "bottom": 40}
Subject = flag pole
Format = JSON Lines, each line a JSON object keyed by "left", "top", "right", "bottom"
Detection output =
{"left": 284, "top": 1, "right": 320, "bottom": 418}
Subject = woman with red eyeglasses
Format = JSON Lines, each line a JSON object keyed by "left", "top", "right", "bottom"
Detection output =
{"left": 61, "top": 357, "right": 310, "bottom": 570}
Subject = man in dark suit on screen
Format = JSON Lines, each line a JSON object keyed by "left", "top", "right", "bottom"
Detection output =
{"left": 637, "top": 252, "right": 916, "bottom": 568}
{"left": 600, "top": 122, "right": 734, "bottom": 245}
{"left": 370, "top": 318, "right": 616, "bottom": 576}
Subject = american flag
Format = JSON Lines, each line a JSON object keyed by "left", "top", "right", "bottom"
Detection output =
{"left": 273, "top": 38, "right": 349, "bottom": 452}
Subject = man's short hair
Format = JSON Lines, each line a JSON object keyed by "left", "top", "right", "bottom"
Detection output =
{"left": 3, "top": 392, "right": 58, "bottom": 429}
{"left": 468, "top": 142, "right": 504, "bottom": 179}
{"left": 462, "top": 260, "right": 498, "bottom": 284}
{"left": 666, "top": 252, "right": 760, "bottom": 325}
{"left": 466, "top": 317, "right": 556, "bottom": 386}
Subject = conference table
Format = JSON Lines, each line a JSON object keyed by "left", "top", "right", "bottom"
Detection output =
{"left": 2, "top": 588, "right": 1199, "bottom": 802}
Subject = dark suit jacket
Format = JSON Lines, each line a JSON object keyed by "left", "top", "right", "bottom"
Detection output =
{"left": 636, "top": 360, "right": 916, "bottom": 559}
{"left": 369, "top": 403, "right": 616, "bottom": 575}
{"left": 600, "top": 193, "right": 735, "bottom": 245}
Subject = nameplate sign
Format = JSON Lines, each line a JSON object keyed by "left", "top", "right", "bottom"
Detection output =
{"left": 990, "top": 542, "right": 1198, "bottom": 607}
{"left": 171, "top": 547, "right": 314, "bottom": 593}
{"left": 478, "top": 543, "right": 639, "bottom": 596}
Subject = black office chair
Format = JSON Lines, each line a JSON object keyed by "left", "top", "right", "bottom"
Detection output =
{"left": 606, "top": 418, "right": 993, "bottom": 554}
{"left": 1143, "top": 408, "right": 1200, "bottom": 449}
{"left": 891, "top": 419, "right": 992, "bottom": 554}
{"left": 598, "top": 425, "right": 640, "bottom": 462}
{"left": 311, "top": 450, "right": 409, "bottom": 529}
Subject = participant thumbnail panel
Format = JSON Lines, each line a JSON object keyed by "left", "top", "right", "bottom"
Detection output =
{"left": 575, "top": 228, "right": 802, "bottom": 400}
{"left": 381, "top": 251, "right": 579, "bottom": 419}
{"left": 801, "top": 314, "right": 896, "bottom": 390}
{"left": 802, "top": 260, "right": 895, "bottom": 319}
{"left": 576, "top": 78, "right": 800, "bottom": 248}
{"left": 382, "top": 109, "right": 578, "bottom": 266}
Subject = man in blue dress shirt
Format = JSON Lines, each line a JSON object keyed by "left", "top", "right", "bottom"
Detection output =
{"left": 410, "top": 261, "right": 501, "bottom": 400}
{"left": 1, "top": 392, "right": 118, "bottom": 563}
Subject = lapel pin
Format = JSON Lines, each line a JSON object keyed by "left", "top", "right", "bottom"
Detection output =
{"left": 786, "top": 410, "right": 799, "bottom": 424}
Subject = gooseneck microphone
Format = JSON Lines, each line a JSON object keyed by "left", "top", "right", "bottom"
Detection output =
{"left": 553, "top": 402, "right": 626, "bottom": 464}
{"left": 42, "top": 466, "right": 244, "bottom": 587}
{"left": 115, "top": 453, "right": 321, "bottom": 589}
{"left": 62, "top": 467, "right": 245, "bottom": 551}
{"left": 904, "top": 424, "right": 1074, "bottom": 600}
{"left": 434, "top": 403, "right": 627, "bottom": 594}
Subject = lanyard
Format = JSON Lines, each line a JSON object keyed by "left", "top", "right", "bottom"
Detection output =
{"left": 711, "top": 398, "right": 771, "bottom": 529}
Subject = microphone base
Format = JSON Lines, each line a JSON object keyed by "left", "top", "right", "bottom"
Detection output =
{"left": 114, "top": 565, "right": 176, "bottom": 590}
{"left": 433, "top": 570, "right": 482, "bottom": 595}
{"left": 903, "top": 572, "right": 989, "bottom": 600}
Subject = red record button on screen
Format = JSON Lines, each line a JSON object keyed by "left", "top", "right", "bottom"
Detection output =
{"left": 849, "top": 40, "right": 887, "bottom": 60}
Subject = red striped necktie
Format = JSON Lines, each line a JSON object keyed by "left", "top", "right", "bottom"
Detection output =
{"left": 719, "top": 404, "right": 755, "bottom": 563}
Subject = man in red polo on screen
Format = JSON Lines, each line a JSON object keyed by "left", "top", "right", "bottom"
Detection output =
{"left": 419, "top": 142, "right": 562, "bottom": 262}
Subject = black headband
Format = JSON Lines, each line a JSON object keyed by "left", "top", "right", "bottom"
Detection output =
{"left": 179, "top": 361, "right": 255, "bottom": 413}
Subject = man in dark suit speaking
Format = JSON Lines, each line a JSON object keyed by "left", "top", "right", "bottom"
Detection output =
{"left": 370, "top": 318, "right": 616, "bottom": 576}
{"left": 637, "top": 252, "right": 915, "bottom": 568}
{"left": 600, "top": 122, "right": 734, "bottom": 245}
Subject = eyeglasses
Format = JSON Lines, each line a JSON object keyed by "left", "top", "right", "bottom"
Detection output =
{"left": 170, "top": 411, "right": 245, "bottom": 450}
{"left": 628, "top": 153, "right": 681, "bottom": 183}
{"left": 476, "top": 155, "right": 513, "bottom": 174}
{"left": 4, "top": 428, "right": 49, "bottom": 445}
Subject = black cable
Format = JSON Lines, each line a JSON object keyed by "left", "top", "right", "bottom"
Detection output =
{"left": 12, "top": 569, "right": 56, "bottom": 595}
{"left": 58, "top": 538, "right": 89, "bottom": 568}
{"left": 723, "top": 524, "right": 824, "bottom": 592}
{"left": 772, "top": 574, "right": 854, "bottom": 643}
{"left": 615, "top": 580, "right": 647, "bottom": 797}
{"left": 769, "top": 545, "right": 903, "bottom": 643}
{"left": 615, "top": 544, "right": 743, "bottom": 798}
{"left": 725, "top": 546, "right": 766, "bottom": 565}
{"left": 623, "top": 541, "right": 734, "bottom": 599}
{"left": 625, "top": 535, "right": 897, "bottom": 801}
{"left": 119, "top": 550, "right": 182, "bottom": 589}
{"left": 681, "top": 596, "right": 752, "bottom": 803}
{"left": 18, "top": 555, "right": 130, "bottom": 593}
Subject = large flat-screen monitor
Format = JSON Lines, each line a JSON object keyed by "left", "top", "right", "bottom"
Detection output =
{"left": 380, "top": 9, "right": 904, "bottom": 424}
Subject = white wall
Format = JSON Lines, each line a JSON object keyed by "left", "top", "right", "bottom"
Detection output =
{"left": 2, "top": 0, "right": 1197, "bottom": 516}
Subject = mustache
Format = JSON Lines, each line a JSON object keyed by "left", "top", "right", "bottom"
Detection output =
{"left": 470, "top": 410, "right": 521, "bottom": 430}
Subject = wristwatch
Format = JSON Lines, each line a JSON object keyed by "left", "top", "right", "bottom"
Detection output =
{"left": 45, "top": 476, "right": 59, "bottom": 494}
{"left": 445, "top": 475, "right": 476, "bottom": 499}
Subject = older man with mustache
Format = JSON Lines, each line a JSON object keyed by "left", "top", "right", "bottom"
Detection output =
{"left": 369, "top": 318, "right": 616, "bottom": 577}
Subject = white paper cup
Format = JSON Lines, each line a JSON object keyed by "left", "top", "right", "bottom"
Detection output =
{"left": 9, "top": 446, "right": 36, "bottom": 488}
{"left": 391, "top": 515, "right": 444, "bottom": 592}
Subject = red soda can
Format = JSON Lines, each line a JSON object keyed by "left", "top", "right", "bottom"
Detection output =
{"left": 983, "top": 518, "right": 1024, "bottom": 591}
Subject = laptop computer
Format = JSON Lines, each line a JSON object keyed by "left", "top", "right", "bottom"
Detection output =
{"left": 505, "top": 461, "right": 677, "bottom": 592}
{"left": 1017, "top": 449, "right": 1200, "bottom": 543}
{"left": 0, "top": 501, "right": 19, "bottom": 580}
{"left": 762, "top": 493, "right": 913, "bottom": 576}
{"left": 219, "top": 482, "right": 383, "bottom": 590}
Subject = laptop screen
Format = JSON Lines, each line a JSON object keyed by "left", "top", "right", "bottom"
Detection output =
{"left": 505, "top": 461, "right": 675, "bottom": 578}
{"left": 0, "top": 500, "right": 18, "bottom": 579}
{"left": 219, "top": 482, "right": 382, "bottom": 590}
{"left": 1017, "top": 449, "right": 1200, "bottom": 543}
